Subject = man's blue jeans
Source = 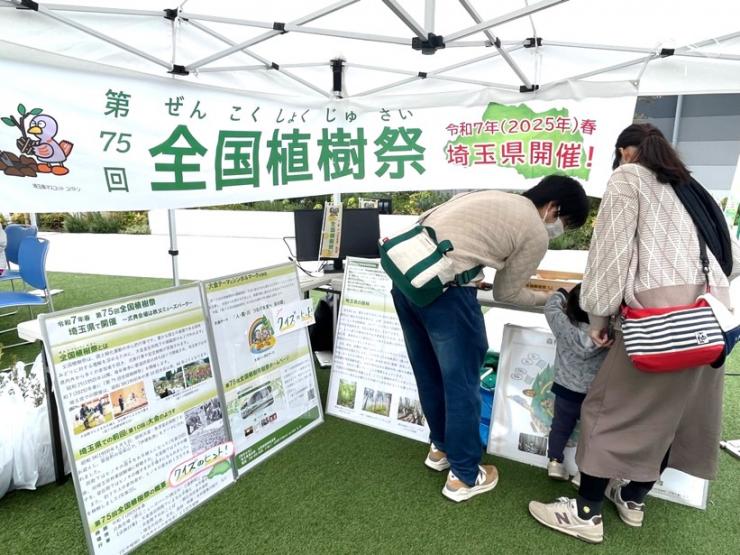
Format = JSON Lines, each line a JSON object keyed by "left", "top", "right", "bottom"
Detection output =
{"left": 391, "top": 285, "right": 488, "bottom": 486}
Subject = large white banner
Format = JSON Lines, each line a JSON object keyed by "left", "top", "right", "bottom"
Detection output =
{"left": 488, "top": 324, "right": 709, "bottom": 510}
{"left": 40, "top": 285, "right": 234, "bottom": 555}
{"left": 327, "top": 257, "right": 429, "bottom": 443}
{"left": 201, "top": 264, "right": 322, "bottom": 476}
{"left": 0, "top": 55, "right": 636, "bottom": 211}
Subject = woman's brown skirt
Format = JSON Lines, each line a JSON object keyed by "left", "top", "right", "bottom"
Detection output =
{"left": 576, "top": 334, "right": 724, "bottom": 482}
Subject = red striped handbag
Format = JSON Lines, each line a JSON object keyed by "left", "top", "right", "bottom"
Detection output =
{"left": 621, "top": 299, "right": 725, "bottom": 372}
{"left": 621, "top": 235, "right": 725, "bottom": 373}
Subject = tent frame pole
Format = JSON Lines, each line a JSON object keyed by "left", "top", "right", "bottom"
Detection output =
{"left": 458, "top": 0, "right": 533, "bottom": 88}
{"left": 13, "top": 0, "right": 171, "bottom": 69}
{"left": 186, "top": 0, "right": 362, "bottom": 71}
{"left": 187, "top": 19, "right": 333, "bottom": 98}
{"left": 445, "top": 0, "right": 568, "bottom": 43}
{"left": 538, "top": 54, "right": 656, "bottom": 92}
{"left": 10, "top": 1, "right": 164, "bottom": 17}
{"left": 425, "top": 0, "right": 435, "bottom": 34}
{"left": 381, "top": 0, "right": 427, "bottom": 40}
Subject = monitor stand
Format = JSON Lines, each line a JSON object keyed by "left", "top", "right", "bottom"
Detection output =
{"left": 323, "top": 258, "right": 344, "bottom": 273}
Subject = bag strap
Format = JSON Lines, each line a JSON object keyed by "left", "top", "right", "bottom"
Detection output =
{"left": 698, "top": 234, "right": 711, "bottom": 292}
{"left": 454, "top": 265, "right": 484, "bottom": 286}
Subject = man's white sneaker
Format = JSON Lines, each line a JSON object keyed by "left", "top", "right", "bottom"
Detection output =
{"left": 547, "top": 459, "right": 569, "bottom": 481}
{"left": 606, "top": 479, "right": 645, "bottom": 527}
{"left": 528, "top": 497, "right": 604, "bottom": 544}
{"left": 424, "top": 444, "right": 450, "bottom": 471}
{"left": 442, "top": 465, "right": 498, "bottom": 502}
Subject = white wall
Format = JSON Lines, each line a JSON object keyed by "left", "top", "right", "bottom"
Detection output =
{"left": 148, "top": 209, "right": 417, "bottom": 239}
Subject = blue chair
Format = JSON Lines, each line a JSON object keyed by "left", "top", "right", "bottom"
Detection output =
{"left": 0, "top": 224, "right": 38, "bottom": 283}
{"left": 0, "top": 237, "right": 53, "bottom": 347}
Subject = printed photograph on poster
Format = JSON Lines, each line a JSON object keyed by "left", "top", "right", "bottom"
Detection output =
{"left": 238, "top": 379, "right": 288, "bottom": 438}
{"left": 396, "top": 397, "right": 425, "bottom": 427}
{"left": 183, "top": 357, "right": 212, "bottom": 387}
{"left": 110, "top": 381, "right": 148, "bottom": 419}
{"left": 152, "top": 369, "right": 186, "bottom": 399}
{"left": 185, "top": 397, "right": 227, "bottom": 454}
{"left": 336, "top": 379, "right": 357, "bottom": 409}
{"left": 361, "top": 388, "right": 392, "bottom": 417}
{"left": 71, "top": 394, "right": 113, "bottom": 435}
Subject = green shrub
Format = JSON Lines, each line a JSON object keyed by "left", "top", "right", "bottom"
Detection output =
{"left": 10, "top": 213, "right": 29, "bottom": 224}
{"left": 63, "top": 213, "right": 89, "bottom": 233}
{"left": 87, "top": 213, "right": 121, "bottom": 234}
{"left": 38, "top": 212, "right": 66, "bottom": 231}
{"left": 549, "top": 197, "right": 600, "bottom": 251}
{"left": 122, "top": 223, "right": 150, "bottom": 235}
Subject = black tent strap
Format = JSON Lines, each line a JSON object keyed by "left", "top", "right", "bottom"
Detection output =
{"left": 273, "top": 22, "right": 287, "bottom": 33}
{"left": 163, "top": 8, "right": 178, "bottom": 20}
{"left": 524, "top": 37, "right": 542, "bottom": 48}
{"left": 520, "top": 84, "right": 539, "bottom": 93}
{"left": 168, "top": 250, "right": 179, "bottom": 256}
{"left": 660, "top": 48, "right": 675, "bottom": 57}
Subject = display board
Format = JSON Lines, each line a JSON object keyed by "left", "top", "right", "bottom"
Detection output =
{"left": 40, "top": 284, "right": 234, "bottom": 555}
{"left": 487, "top": 324, "right": 709, "bottom": 509}
{"left": 327, "top": 257, "right": 429, "bottom": 442}
{"left": 202, "top": 263, "right": 322, "bottom": 476}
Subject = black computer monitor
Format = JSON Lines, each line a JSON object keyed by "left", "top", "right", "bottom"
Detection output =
{"left": 293, "top": 208, "right": 380, "bottom": 271}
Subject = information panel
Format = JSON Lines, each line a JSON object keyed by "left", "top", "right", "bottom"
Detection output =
{"left": 202, "top": 263, "right": 322, "bottom": 476}
{"left": 488, "top": 324, "right": 709, "bottom": 509}
{"left": 41, "top": 285, "right": 234, "bottom": 555}
{"left": 327, "top": 257, "right": 429, "bottom": 442}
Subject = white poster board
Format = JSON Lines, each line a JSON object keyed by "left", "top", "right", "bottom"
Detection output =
{"left": 202, "top": 263, "right": 322, "bottom": 476}
{"left": 327, "top": 257, "right": 429, "bottom": 442}
{"left": 40, "top": 284, "right": 234, "bottom": 555}
{"left": 488, "top": 324, "right": 709, "bottom": 509}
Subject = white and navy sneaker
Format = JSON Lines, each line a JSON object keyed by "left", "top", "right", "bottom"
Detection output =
{"left": 528, "top": 497, "right": 604, "bottom": 544}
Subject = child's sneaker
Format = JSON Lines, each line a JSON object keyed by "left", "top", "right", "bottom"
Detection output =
{"left": 424, "top": 443, "right": 450, "bottom": 471}
{"left": 606, "top": 479, "right": 645, "bottom": 527}
{"left": 442, "top": 465, "right": 498, "bottom": 502}
{"left": 547, "top": 459, "right": 569, "bottom": 481}
{"left": 528, "top": 497, "right": 604, "bottom": 544}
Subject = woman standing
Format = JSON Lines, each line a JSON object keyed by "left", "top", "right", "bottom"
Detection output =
{"left": 528, "top": 124, "right": 740, "bottom": 544}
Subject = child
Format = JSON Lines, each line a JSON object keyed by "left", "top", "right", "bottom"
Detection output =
{"left": 543, "top": 284, "right": 608, "bottom": 480}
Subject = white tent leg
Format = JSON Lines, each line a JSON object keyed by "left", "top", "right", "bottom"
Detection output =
{"left": 168, "top": 209, "right": 180, "bottom": 286}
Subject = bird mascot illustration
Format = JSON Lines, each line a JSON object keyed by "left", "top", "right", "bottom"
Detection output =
{"left": 17, "top": 114, "right": 73, "bottom": 175}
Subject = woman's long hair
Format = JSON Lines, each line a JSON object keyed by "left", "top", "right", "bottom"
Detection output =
{"left": 612, "top": 123, "right": 691, "bottom": 186}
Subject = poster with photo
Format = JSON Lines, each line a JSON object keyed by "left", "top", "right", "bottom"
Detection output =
{"left": 487, "top": 324, "right": 709, "bottom": 510}
{"left": 326, "top": 257, "right": 430, "bottom": 442}
{"left": 40, "top": 284, "right": 234, "bottom": 555}
{"left": 202, "top": 263, "right": 322, "bottom": 476}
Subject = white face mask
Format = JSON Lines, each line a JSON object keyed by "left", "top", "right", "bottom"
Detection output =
{"left": 544, "top": 217, "right": 565, "bottom": 239}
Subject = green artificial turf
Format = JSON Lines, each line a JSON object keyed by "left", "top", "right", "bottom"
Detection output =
{"left": 1, "top": 272, "right": 739, "bottom": 554}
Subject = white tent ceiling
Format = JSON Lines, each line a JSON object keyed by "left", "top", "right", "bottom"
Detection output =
{"left": 1, "top": 0, "right": 739, "bottom": 106}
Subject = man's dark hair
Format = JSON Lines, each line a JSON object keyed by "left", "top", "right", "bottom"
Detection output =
{"left": 521, "top": 175, "right": 588, "bottom": 229}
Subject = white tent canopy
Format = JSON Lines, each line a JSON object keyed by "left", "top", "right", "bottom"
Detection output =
{"left": 1, "top": 0, "right": 739, "bottom": 107}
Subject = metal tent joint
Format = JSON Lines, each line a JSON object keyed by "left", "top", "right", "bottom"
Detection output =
{"left": 660, "top": 48, "right": 675, "bottom": 58}
{"left": 520, "top": 84, "right": 539, "bottom": 93}
{"left": 169, "top": 64, "right": 189, "bottom": 76}
{"left": 524, "top": 37, "right": 542, "bottom": 48}
{"left": 18, "top": 0, "right": 39, "bottom": 11}
{"left": 417, "top": 71, "right": 428, "bottom": 79}
{"left": 163, "top": 8, "right": 178, "bottom": 21}
{"left": 412, "top": 32, "right": 445, "bottom": 55}
{"left": 272, "top": 21, "right": 287, "bottom": 33}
